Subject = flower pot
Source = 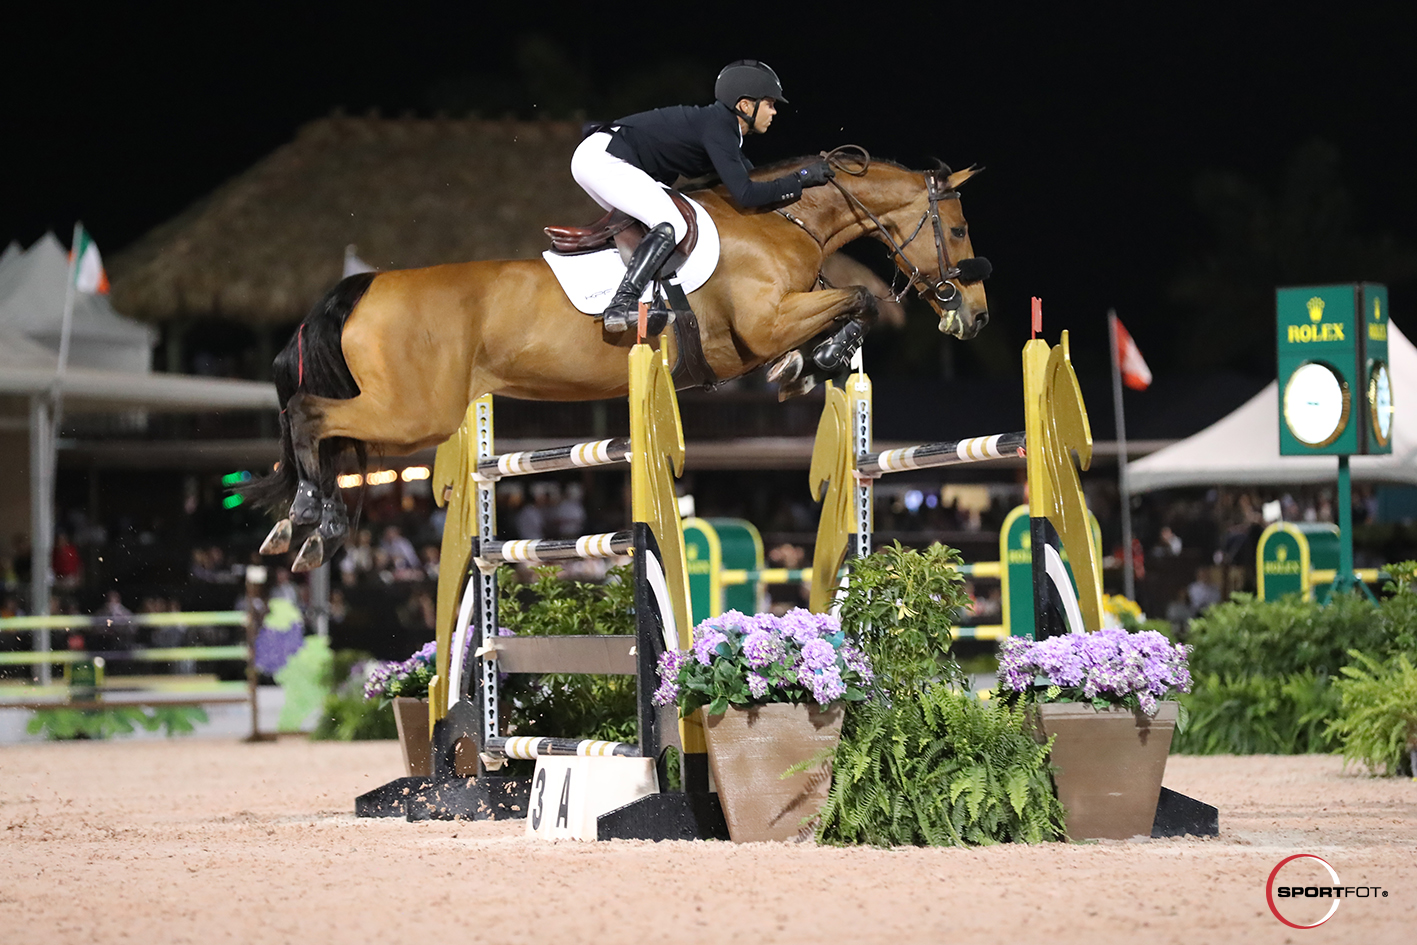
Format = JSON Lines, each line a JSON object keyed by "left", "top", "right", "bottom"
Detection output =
{"left": 392, "top": 697, "right": 431, "bottom": 777}
{"left": 702, "top": 702, "right": 843, "bottom": 843}
{"left": 1033, "top": 701, "right": 1178, "bottom": 840}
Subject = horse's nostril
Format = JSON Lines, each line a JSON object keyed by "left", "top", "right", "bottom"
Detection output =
{"left": 974, "top": 310, "right": 989, "bottom": 329}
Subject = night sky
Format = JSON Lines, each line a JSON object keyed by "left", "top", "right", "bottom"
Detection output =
{"left": 8, "top": 1, "right": 1415, "bottom": 379}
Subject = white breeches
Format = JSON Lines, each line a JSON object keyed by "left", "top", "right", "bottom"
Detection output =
{"left": 570, "top": 132, "right": 690, "bottom": 243}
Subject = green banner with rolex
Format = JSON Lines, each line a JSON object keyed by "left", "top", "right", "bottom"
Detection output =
{"left": 1277, "top": 284, "right": 1391, "bottom": 457}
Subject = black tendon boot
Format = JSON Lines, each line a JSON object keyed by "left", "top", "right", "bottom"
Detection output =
{"left": 813, "top": 319, "right": 867, "bottom": 372}
{"left": 602, "top": 223, "right": 677, "bottom": 333}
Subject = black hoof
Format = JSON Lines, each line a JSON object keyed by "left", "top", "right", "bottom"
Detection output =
{"left": 292, "top": 534, "right": 324, "bottom": 572}
{"left": 260, "top": 519, "right": 293, "bottom": 556}
{"left": 289, "top": 480, "right": 322, "bottom": 526}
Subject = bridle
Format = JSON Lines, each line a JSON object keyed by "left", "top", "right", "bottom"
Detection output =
{"left": 818, "top": 146, "right": 965, "bottom": 311}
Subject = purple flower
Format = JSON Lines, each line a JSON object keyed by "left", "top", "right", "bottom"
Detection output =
{"left": 653, "top": 649, "right": 689, "bottom": 706}
{"left": 692, "top": 631, "right": 728, "bottom": 666}
{"left": 998, "top": 627, "right": 1191, "bottom": 714}
{"left": 253, "top": 626, "right": 304, "bottom": 675}
{"left": 800, "top": 638, "right": 836, "bottom": 672}
{"left": 747, "top": 672, "right": 769, "bottom": 699}
{"left": 742, "top": 629, "right": 784, "bottom": 669}
{"left": 839, "top": 643, "right": 874, "bottom": 684}
{"left": 810, "top": 666, "right": 846, "bottom": 704}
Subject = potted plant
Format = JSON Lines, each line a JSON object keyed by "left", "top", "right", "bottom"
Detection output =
{"left": 998, "top": 626, "right": 1193, "bottom": 840}
{"left": 653, "top": 608, "right": 872, "bottom": 842}
{"left": 363, "top": 641, "right": 440, "bottom": 777}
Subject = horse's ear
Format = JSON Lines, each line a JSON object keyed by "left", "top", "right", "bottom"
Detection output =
{"left": 944, "top": 164, "right": 985, "bottom": 190}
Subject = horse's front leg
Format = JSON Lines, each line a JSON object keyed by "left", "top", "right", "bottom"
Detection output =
{"left": 761, "top": 286, "right": 878, "bottom": 396}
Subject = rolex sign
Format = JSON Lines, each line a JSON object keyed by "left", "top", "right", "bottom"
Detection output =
{"left": 1276, "top": 284, "right": 1391, "bottom": 456}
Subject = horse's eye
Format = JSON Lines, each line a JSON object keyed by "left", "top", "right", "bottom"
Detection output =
{"left": 950, "top": 226, "right": 967, "bottom": 239}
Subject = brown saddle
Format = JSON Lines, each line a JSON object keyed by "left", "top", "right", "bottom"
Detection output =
{"left": 545, "top": 192, "right": 700, "bottom": 277}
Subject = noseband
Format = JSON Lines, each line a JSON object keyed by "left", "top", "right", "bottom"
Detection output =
{"left": 821, "top": 146, "right": 967, "bottom": 310}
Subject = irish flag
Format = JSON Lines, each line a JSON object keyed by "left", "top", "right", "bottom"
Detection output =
{"left": 1111, "top": 313, "right": 1152, "bottom": 391}
{"left": 70, "top": 225, "right": 109, "bottom": 295}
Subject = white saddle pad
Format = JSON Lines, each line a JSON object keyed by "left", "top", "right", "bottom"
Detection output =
{"left": 542, "top": 193, "right": 720, "bottom": 315}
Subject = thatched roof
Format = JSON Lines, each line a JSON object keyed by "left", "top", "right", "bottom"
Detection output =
{"left": 110, "top": 116, "right": 602, "bottom": 325}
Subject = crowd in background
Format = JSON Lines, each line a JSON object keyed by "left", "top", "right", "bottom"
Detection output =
{"left": 2, "top": 471, "right": 1412, "bottom": 664}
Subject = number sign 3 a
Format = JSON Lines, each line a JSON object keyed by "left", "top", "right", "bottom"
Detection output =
{"left": 525, "top": 756, "right": 658, "bottom": 841}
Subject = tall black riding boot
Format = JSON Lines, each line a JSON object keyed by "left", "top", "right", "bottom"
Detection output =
{"left": 602, "top": 223, "right": 677, "bottom": 333}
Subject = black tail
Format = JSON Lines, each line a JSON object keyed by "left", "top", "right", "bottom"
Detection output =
{"left": 243, "top": 273, "right": 376, "bottom": 514}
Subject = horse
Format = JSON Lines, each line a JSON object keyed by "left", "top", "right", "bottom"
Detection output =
{"left": 247, "top": 148, "right": 991, "bottom": 569}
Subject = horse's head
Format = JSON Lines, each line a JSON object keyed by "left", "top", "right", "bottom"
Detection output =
{"left": 827, "top": 151, "right": 992, "bottom": 340}
{"left": 917, "top": 165, "right": 991, "bottom": 340}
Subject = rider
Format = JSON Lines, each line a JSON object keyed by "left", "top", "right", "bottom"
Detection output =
{"left": 571, "top": 60, "right": 836, "bottom": 332}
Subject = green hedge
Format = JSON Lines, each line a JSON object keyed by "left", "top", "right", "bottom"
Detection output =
{"left": 1176, "top": 562, "right": 1416, "bottom": 764}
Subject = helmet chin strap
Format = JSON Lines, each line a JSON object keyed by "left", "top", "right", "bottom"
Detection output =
{"left": 736, "top": 99, "right": 763, "bottom": 135}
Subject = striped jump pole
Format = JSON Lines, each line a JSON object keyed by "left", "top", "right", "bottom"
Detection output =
{"left": 857, "top": 431, "right": 1026, "bottom": 477}
{"left": 482, "top": 736, "right": 642, "bottom": 765}
{"left": 807, "top": 328, "right": 1103, "bottom": 638}
{"left": 474, "top": 531, "right": 633, "bottom": 566}
{"left": 474, "top": 437, "right": 630, "bottom": 480}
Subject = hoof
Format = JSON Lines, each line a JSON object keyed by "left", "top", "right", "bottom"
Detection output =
{"left": 260, "top": 519, "right": 293, "bottom": 556}
{"left": 292, "top": 534, "right": 324, "bottom": 572}
{"left": 767, "top": 350, "right": 804, "bottom": 385}
{"left": 777, "top": 374, "right": 818, "bottom": 402}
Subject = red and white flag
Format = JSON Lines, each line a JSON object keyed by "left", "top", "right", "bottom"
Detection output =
{"left": 1111, "top": 314, "right": 1152, "bottom": 391}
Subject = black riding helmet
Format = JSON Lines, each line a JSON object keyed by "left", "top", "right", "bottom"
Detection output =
{"left": 715, "top": 60, "right": 786, "bottom": 133}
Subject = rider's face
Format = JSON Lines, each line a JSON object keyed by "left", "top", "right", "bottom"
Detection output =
{"left": 737, "top": 97, "right": 777, "bottom": 134}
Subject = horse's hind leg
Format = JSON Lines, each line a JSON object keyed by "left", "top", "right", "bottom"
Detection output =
{"left": 278, "top": 393, "right": 344, "bottom": 572}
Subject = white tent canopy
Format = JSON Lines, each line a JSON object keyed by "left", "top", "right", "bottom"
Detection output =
{"left": 1128, "top": 321, "right": 1417, "bottom": 491}
{"left": 0, "top": 232, "right": 158, "bottom": 373}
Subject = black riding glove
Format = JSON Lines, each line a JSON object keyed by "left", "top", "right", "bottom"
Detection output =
{"left": 796, "top": 161, "right": 835, "bottom": 188}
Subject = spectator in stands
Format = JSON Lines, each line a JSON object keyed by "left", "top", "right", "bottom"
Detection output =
{"left": 96, "top": 590, "right": 136, "bottom": 649}
{"left": 190, "top": 547, "right": 214, "bottom": 582}
{"left": 52, "top": 531, "right": 82, "bottom": 591}
{"left": 1164, "top": 589, "right": 1193, "bottom": 639}
{"left": 421, "top": 545, "right": 440, "bottom": 582}
{"left": 340, "top": 529, "right": 375, "bottom": 586}
{"left": 515, "top": 484, "right": 558, "bottom": 540}
{"left": 380, "top": 526, "right": 421, "bottom": 575}
{"left": 551, "top": 483, "right": 587, "bottom": 539}
{"left": 269, "top": 569, "right": 300, "bottom": 605}
{"left": 1152, "top": 526, "right": 1183, "bottom": 557}
{"left": 1187, "top": 568, "right": 1221, "bottom": 614}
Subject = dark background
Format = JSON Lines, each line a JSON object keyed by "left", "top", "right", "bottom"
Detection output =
{"left": 7, "top": 0, "right": 1415, "bottom": 381}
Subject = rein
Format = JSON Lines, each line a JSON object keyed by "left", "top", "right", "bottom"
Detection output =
{"left": 783, "top": 146, "right": 962, "bottom": 309}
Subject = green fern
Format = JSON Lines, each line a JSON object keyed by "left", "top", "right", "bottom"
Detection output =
{"left": 817, "top": 684, "right": 1065, "bottom": 847}
{"left": 1327, "top": 650, "right": 1417, "bottom": 776}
